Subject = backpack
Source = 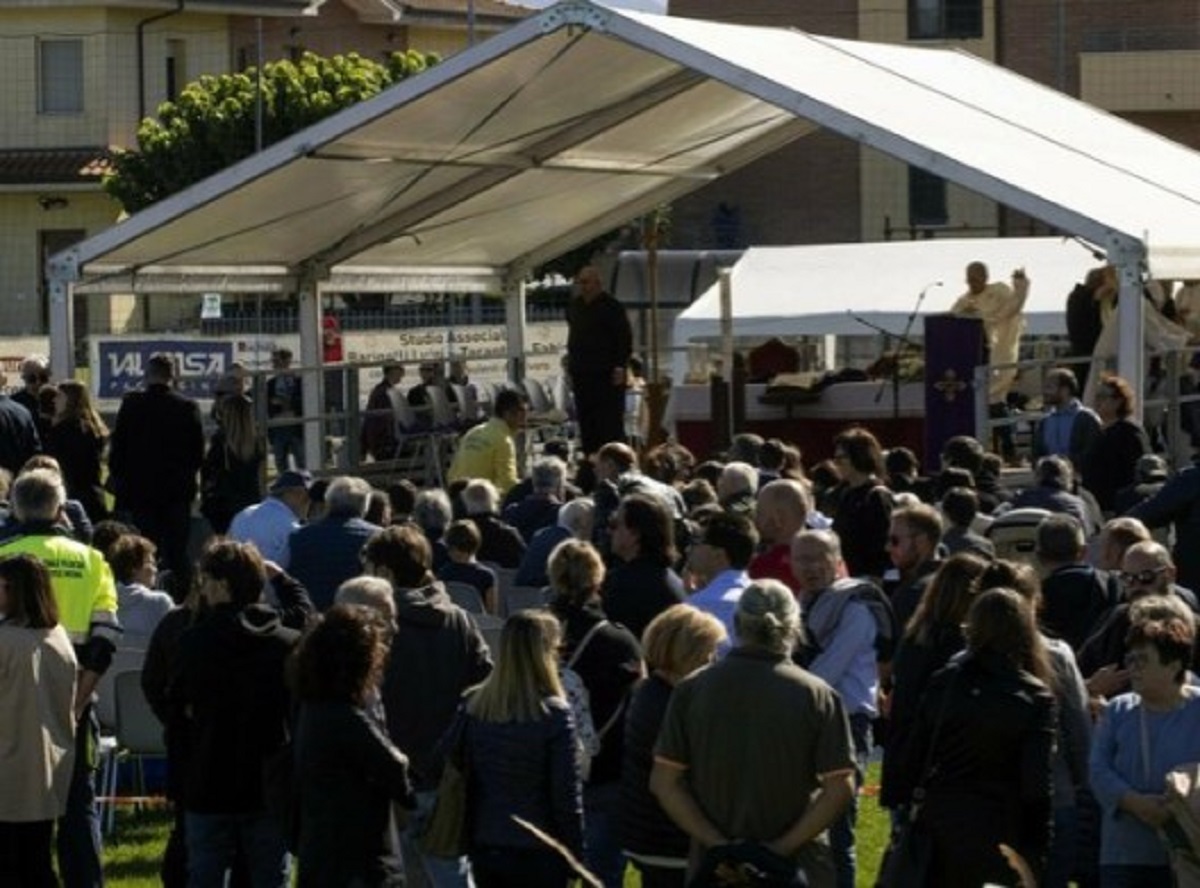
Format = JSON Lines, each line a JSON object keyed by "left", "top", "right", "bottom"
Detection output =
{"left": 798, "top": 578, "right": 898, "bottom": 667}
{"left": 559, "top": 619, "right": 627, "bottom": 780}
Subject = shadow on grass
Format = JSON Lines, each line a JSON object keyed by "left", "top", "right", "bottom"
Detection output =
{"left": 103, "top": 808, "right": 173, "bottom": 887}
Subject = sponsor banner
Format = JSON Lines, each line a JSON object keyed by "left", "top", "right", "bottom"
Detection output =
{"left": 89, "top": 324, "right": 568, "bottom": 405}
{"left": 92, "top": 337, "right": 236, "bottom": 400}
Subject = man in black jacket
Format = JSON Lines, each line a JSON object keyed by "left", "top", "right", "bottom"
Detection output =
{"left": 109, "top": 353, "right": 205, "bottom": 598}
{"left": 171, "top": 540, "right": 313, "bottom": 886}
{"left": 1036, "top": 514, "right": 1118, "bottom": 652}
{"left": 362, "top": 524, "right": 492, "bottom": 888}
{"left": 566, "top": 265, "right": 632, "bottom": 456}
{"left": 0, "top": 378, "right": 41, "bottom": 475}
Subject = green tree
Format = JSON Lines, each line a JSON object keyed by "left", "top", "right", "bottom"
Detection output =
{"left": 104, "top": 50, "right": 438, "bottom": 213}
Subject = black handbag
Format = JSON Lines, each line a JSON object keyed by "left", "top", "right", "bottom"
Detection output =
{"left": 876, "top": 671, "right": 957, "bottom": 888}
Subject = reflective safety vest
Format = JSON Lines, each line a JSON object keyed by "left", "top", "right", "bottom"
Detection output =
{"left": 0, "top": 532, "right": 121, "bottom": 648}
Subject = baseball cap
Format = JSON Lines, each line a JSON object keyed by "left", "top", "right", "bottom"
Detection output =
{"left": 269, "top": 470, "right": 313, "bottom": 494}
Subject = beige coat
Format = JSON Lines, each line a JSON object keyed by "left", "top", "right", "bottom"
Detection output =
{"left": 0, "top": 623, "right": 78, "bottom": 821}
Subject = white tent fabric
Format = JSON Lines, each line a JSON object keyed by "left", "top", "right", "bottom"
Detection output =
{"left": 673, "top": 238, "right": 1097, "bottom": 346}
{"left": 51, "top": 0, "right": 1200, "bottom": 393}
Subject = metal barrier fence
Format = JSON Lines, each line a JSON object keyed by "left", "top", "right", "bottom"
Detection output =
{"left": 974, "top": 348, "right": 1200, "bottom": 469}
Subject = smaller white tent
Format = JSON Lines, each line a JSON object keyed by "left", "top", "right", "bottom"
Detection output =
{"left": 671, "top": 237, "right": 1100, "bottom": 378}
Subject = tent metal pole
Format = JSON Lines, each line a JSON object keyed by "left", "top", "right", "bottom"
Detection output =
{"left": 297, "top": 268, "right": 325, "bottom": 471}
{"left": 47, "top": 251, "right": 78, "bottom": 381}
{"left": 1111, "top": 240, "right": 1146, "bottom": 399}
{"left": 504, "top": 270, "right": 527, "bottom": 384}
{"left": 719, "top": 267, "right": 734, "bottom": 443}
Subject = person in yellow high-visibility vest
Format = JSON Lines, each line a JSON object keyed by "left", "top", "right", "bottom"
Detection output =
{"left": 0, "top": 467, "right": 120, "bottom": 886}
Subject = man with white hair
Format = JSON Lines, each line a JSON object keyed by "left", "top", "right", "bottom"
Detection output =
{"left": 286, "top": 475, "right": 381, "bottom": 610}
{"left": 717, "top": 461, "right": 758, "bottom": 517}
{"left": 515, "top": 497, "right": 594, "bottom": 588}
{"left": 790, "top": 529, "right": 881, "bottom": 888}
{"left": 651, "top": 579, "right": 855, "bottom": 888}
{"left": 13, "top": 354, "right": 51, "bottom": 437}
{"left": 461, "top": 478, "right": 526, "bottom": 568}
{"left": 501, "top": 456, "right": 566, "bottom": 543}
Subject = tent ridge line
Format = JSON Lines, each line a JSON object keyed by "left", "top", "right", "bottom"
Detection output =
{"left": 803, "top": 33, "right": 1200, "bottom": 211}
{"left": 603, "top": 12, "right": 1146, "bottom": 259}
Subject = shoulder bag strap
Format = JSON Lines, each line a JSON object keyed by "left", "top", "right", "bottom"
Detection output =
{"left": 566, "top": 619, "right": 609, "bottom": 669}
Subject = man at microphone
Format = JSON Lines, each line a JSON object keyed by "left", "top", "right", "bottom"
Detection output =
{"left": 951, "top": 262, "right": 1030, "bottom": 462}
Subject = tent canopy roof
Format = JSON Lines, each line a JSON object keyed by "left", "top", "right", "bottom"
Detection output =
{"left": 61, "top": 0, "right": 1200, "bottom": 291}
{"left": 673, "top": 238, "right": 1097, "bottom": 344}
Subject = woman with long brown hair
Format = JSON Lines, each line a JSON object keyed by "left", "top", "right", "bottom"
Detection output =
{"left": 0, "top": 553, "right": 79, "bottom": 885}
{"left": 293, "top": 604, "right": 413, "bottom": 887}
{"left": 200, "top": 394, "right": 265, "bottom": 533}
{"left": 45, "top": 378, "right": 109, "bottom": 522}
{"left": 892, "top": 587, "right": 1057, "bottom": 887}
{"left": 880, "top": 551, "right": 988, "bottom": 810}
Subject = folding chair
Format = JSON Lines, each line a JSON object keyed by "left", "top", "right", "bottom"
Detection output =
{"left": 472, "top": 612, "right": 504, "bottom": 659}
{"left": 502, "top": 585, "right": 549, "bottom": 618}
{"left": 387, "top": 388, "right": 442, "bottom": 486}
{"left": 444, "top": 580, "right": 486, "bottom": 615}
{"left": 985, "top": 507, "right": 1052, "bottom": 567}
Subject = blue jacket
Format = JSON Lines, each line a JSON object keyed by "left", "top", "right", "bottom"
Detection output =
{"left": 287, "top": 513, "right": 381, "bottom": 611}
{"left": 461, "top": 699, "right": 584, "bottom": 856}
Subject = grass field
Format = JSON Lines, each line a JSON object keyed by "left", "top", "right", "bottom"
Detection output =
{"left": 100, "top": 766, "right": 891, "bottom": 887}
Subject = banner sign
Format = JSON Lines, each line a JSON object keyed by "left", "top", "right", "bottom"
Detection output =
{"left": 94, "top": 338, "right": 235, "bottom": 400}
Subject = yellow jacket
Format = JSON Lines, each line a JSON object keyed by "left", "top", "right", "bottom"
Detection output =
{"left": 448, "top": 417, "right": 518, "bottom": 493}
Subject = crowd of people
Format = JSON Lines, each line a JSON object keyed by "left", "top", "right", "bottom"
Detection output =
{"left": 3, "top": 261, "right": 1200, "bottom": 887}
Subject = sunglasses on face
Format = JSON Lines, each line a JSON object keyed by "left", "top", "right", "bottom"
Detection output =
{"left": 1119, "top": 567, "right": 1168, "bottom": 586}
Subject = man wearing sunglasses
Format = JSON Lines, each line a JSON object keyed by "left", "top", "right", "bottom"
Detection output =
{"left": 1078, "top": 541, "right": 1197, "bottom": 700}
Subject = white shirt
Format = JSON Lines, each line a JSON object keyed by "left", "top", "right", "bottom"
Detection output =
{"left": 228, "top": 496, "right": 303, "bottom": 567}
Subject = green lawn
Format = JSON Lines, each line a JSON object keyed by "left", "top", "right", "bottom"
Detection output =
{"left": 101, "top": 765, "right": 891, "bottom": 887}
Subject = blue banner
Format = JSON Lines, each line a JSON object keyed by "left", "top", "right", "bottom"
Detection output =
{"left": 95, "top": 339, "right": 234, "bottom": 400}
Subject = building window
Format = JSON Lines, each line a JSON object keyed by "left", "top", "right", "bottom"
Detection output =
{"left": 908, "top": 166, "right": 948, "bottom": 228}
{"left": 39, "top": 39, "right": 84, "bottom": 114}
{"left": 908, "top": 0, "right": 983, "bottom": 40}
{"left": 166, "top": 39, "right": 186, "bottom": 103}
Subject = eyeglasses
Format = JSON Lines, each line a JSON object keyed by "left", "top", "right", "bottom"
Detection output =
{"left": 1119, "top": 567, "right": 1168, "bottom": 586}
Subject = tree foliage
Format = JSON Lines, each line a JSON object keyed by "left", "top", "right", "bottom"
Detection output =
{"left": 104, "top": 50, "right": 438, "bottom": 213}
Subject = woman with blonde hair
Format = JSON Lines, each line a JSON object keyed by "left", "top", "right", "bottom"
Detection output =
{"left": 461, "top": 610, "right": 583, "bottom": 887}
{"left": 620, "top": 604, "right": 726, "bottom": 888}
{"left": 200, "top": 394, "right": 265, "bottom": 533}
{"left": 45, "top": 378, "right": 109, "bottom": 522}
{"left": 547, "top": 538, "right": 644, "bottom": 888}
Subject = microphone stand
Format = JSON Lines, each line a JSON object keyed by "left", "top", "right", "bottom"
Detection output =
{"left": 853, "top": 280, "right": 940, "bottom": 419}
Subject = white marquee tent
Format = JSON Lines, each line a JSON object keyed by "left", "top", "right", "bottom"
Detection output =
{"left": 51, "top": 0, "right": 1200, "bottom": 462}
{"left": 671, "top": 237, "right": 1102, "bottom": 378}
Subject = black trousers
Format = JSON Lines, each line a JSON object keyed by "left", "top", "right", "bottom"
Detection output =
{"left": 0, "top": 820, "right": 56, "bottom": 888}
{"left": 572, "top": 372, "right": 626, "bottom": 456}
